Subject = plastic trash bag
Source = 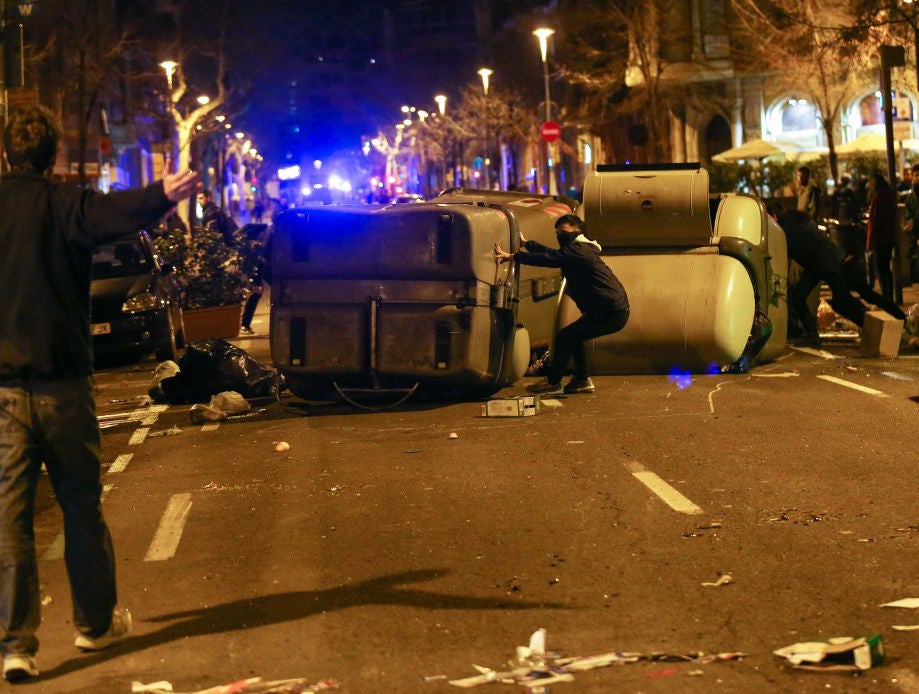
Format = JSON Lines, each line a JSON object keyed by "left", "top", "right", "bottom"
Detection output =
{"left": 156, "top": 339, "right": 278, "bottom": 404}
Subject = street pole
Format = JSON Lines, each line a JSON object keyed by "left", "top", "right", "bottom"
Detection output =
{"left": 1, "top": 0, "right": 7, "bottom": 173}
{"left": 534, "top": 28, "right": 557, "bottom": 196}
{"left": 478, "top": 68, "right": 492, "bottom": 190}
{"left": 880, "top": 44, "right": 906, "bottom": 305}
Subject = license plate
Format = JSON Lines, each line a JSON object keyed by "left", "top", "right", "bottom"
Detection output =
{"left": 91, "top": 322, "right": 111, "bottom": 335}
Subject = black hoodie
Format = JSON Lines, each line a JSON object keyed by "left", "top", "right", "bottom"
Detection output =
{"left": 514, "top": 235, "right": 629, "bottom": 316}
{"left": 0, "top": 172, "right": 172, "bottom": 382}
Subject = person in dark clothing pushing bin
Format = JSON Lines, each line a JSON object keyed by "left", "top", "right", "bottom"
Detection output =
{"left": 494, "top": 214, "right": 629, "bottom": 395}
{"left": 0, "top": 105, "right": 201, "bottom": 682}
{"left": 770, "top": 205, "right": 904, "bottom": 347}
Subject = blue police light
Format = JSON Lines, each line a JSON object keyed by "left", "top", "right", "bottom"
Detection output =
{"left": 666, "top": 367, "right": 692, "bottom": 390}
{"left": 278, "top": 165, "right": 301, "bottom": 181}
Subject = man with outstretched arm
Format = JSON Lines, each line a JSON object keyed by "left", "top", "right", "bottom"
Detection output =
{"left": 494, "top": 214, "right": 629, "bottom": 395}
{"left": 0, "top": 105, "right": 202, "bottom": 682}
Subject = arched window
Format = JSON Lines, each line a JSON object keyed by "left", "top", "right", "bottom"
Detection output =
{"left": 766, "top": 97, "right": 821, "bottom": 147}
{"left": 704, "top": 115, "right": 732, "bottom": 160}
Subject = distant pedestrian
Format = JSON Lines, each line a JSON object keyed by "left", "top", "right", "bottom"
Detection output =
{"left": 795, "top": 165, "right": 821, "bottom": 221}
{"left": 494, "top": 215, "right": 629, "bottom": 395}
{"left": 197, "top": 189, "right": 238, "bottom": 245}
{"left": 867, "top": 173, "right": 898, "bottom": 300}
{"left": 240, "top": 226, "right": 272, "bottom": 335}
{"left": 0, "top": 105, "right": 202, "bottom": 682}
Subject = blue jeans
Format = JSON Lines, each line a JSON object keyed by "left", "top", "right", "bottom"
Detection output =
{"left": 0, "top": 378, "right": 116, "bottom": 656}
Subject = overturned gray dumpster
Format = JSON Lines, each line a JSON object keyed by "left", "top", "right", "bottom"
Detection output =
{"left": 270, "top": 190, "right": 575, "bottom": 403}
{"left": 559, "top": 163, "right": 788, "bottom": 373}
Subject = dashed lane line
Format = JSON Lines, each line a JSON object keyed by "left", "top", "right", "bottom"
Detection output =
{"left": 144, "top": 493, "right": 192, "bottom": 562}
{"left": 791, "top": 346, "right": 837, "bottom": 360}
{"left": 623, "top": 461, "right": 704, "bottom": 515}
{"left": 128, "top": 427, "right": 150, "bottom": 446}
{"left": 41, "top": 484, "right": 114, "bottom": 561}
{"left": 107, "top": 453, "right": 133, "bottom": 474}
{"left": 816, "top": 374, "right": 888, "bottom": 398}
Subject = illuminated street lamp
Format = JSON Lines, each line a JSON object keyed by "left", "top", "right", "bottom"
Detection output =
{"left": 533, "top": 27, "right": 557, "bottom": 195}
{"left": 434, "top": 94, "right": 447, "bottom": 116}
{"left": 196, "top": 95, "right": 211, "bottom": 106}
{"left": 159, "top": 60, "right": 178, "bottom": 91}
{"left": 478, "top": 68, "right": 493, "bottom": 189}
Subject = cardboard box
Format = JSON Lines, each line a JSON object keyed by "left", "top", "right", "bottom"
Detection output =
{"left": 481, "top": 395, "right": 541, "bottom": 417}
{"left": 859, "top": 310, "right": 903, "bottom": 358}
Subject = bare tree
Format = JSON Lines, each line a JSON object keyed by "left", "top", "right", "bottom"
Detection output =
{"left": 34, "top": 0, "right": 131, "bottom": 184}
{"left": 730, "top": 0, "right": 878, "bottom": 179}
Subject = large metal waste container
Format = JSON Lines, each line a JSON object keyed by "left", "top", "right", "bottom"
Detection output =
{"left": 553, "top": 163, "right": 787, "bottom": 373}
{"left": 270, "top": 190, "right": 575, "bottom": 401}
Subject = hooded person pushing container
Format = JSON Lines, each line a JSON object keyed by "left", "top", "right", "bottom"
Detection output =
{"left": 494, "top": 214, "right": 629, "bottom": 395}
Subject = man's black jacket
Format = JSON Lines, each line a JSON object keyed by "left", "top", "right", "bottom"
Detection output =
{"left": 514, "top": 237, "right": 629, "bottom": 316}
{"left": 778, "top": 209, "right": 845, "bottom": 276}
{"left": 0, "top": 171, "right": 172, "bottom": 382}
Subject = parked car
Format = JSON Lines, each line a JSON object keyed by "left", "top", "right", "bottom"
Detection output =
{"left": 90, "top": 231, "right": 185, "bottom": 362}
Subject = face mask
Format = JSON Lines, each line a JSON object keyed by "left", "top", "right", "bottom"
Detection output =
{"left": 556, "top": 231, "right": 579, "bottom": 247}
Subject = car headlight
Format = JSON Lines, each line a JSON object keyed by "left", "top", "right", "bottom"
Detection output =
{"left": 122, "top": 292, "right": 159, "bottom": 313}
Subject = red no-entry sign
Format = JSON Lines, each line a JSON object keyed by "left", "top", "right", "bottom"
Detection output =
{"left": 540, "top": 121, "right": 561, "bottom": 142}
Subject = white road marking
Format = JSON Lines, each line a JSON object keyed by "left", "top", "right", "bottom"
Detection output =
{"left": 751, "top": 371, "right": 800, "bottom": 378}
{"left": 623, "top": 461, "right": 704, "bottom": 515}
{"left": 706, "top": 380, "right": 736, "bottom": 414}
{"left": 42, "top": 485, "right": 114, "bottom": 561}
{"left": 140, "top": 413, "right": 159, "bottom": 426}
{"left": 144, "top": 493, "right": 192, "bottom": 562}
{"left": 791, "top": 346, "right": 836, "bottom": 360}
{"left": 128, "top": 427, "right": 150, "bottom": 446}
{"left": 540, "top": 398, "right": 563, "bottom": 408}
{"left": 97, "top": 404, "right": 168, "bottom": 423}
{"left": 108, "top": 453, "right": 133, "bottom": 474}
{"left": 816, "top": 375, "right": 888, "bottom": 398}
{"left": 201, "top": 423, "right": 221, "bottom": 432}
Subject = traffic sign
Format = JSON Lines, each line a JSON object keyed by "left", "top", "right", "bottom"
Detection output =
{"left": 540, "top": 121, "right": 561, "bottom": 143}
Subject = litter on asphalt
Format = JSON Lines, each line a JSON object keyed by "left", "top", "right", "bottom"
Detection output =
{"left": 447, "top": 629, "right": 746, "bottom": 687}
{"left": 880, "top": 598, "right": 919, "bottom": 609}
{"left": 701, "top": 574, "right": 732, "bottom": 587}
{"left": 131, "top": 677, "right": 339, "bottom": 693}
{"left": 274, "top": 441, "right": 291, "bottom": 452}
{"left": 773, "top": 634, "right": 884, "bottom": 672}
{"left": 147, "top": 425, "right": 182, "bottom": 438}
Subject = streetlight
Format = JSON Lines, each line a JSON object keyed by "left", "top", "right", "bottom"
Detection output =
{"left": 533, "top": 27, "right": 557, "bottom": 195}
{"left": 434, "top": 94, "right": 447, "bottom": 116}
{"left": 196, "top": 95, "right": 211, "bottom": 105}
{"left": 478, "top": 68, "right": 493, "bottom": 189}
{"left": 159, "top": 60, "right": 178, "bottom": 91}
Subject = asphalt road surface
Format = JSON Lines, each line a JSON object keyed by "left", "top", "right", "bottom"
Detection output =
{"left": 21, "top": 314, "right": 919, "bottom": 693}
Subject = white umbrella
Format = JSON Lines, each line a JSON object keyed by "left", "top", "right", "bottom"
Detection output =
{"left": 711, "top": 139, "right": 818, "bottom": 163}
{"left": 834, "top": 132, "right": 919, "bottom": 156}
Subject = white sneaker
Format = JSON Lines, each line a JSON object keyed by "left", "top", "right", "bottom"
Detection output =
{"left": 3, "top": 653, "right": 38, "bottom": 682}
{"left": 74, "top": 607, "right": 132, "bottom": 651}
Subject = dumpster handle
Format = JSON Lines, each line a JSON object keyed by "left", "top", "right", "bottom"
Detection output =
{"left": 332, "top": 382, "right": 420, "bottom": 411}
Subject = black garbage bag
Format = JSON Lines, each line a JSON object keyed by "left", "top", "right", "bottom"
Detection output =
{"left": 157, "top": 339, "right": 278, "bottom": 404}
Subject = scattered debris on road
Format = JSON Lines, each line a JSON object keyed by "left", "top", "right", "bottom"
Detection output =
{"left": 274, "top": 441, "right": 291, "bottom": 452}
{"left": 773, "top": 634, "right": 884, "bottom": 672}
{"left": 701, "top": 574, "right": 732, "bottom": 587}
{"left": 892, "top": 625, "right": 919, "bottom": 631}
{"left": 131, "top": 676, "right": 339, "bottom": 693}
{"left": 481, "top": 395, "right": 541, "bottom": 417}
{"left": 147, "top": 425, "right": 182, "bottom": 438}
{"left": 190, "top": 391, "right": 252, "bottom": 423}
{"left": 448, "top": 432, "right": 458, "bottom": 440}
{"left": 880, "top": 598, "right": 919, "bottom": 609}
{"left": 446, "top": 628, "right": 746, "bottom": 687}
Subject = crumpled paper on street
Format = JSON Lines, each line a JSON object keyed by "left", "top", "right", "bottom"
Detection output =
{"left": 446, "top": 629, "right": 745, "bottom": 687}
{"left": 131, "top": 676, "right": 338, "bottom": 693}
{"left": 773, "top": 634, "right": 884, "bottom": 672}
{"left": 189, "top": 391, "right": 251, "bottom": 423}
